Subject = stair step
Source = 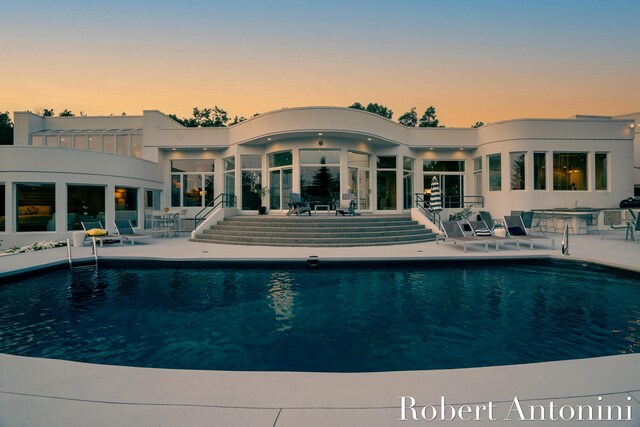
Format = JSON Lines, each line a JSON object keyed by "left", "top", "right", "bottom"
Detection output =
{"left": 192, "top": 235, "right": 436, "bottom": 247}
{"left": 203, "top": 228, "right": 433, "bottom": 238}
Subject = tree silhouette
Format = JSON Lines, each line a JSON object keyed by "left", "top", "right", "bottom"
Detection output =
{"left": 472, "top": 121, "right": 484, "bottom": 128}
{"left": 348, "top": 102, "right": 393, "bottom": 119}
{"left": 398, "top": 107, "right": 418, "bottom": 127}
{"left": 0, "top": 112, "right": 13, "bottom": 145}
{"left": 418, "top": 106, "right": 440, "bottom": 127}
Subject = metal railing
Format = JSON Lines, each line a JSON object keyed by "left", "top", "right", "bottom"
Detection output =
{"left": 414, "top": 193, "right": 441, "bottom": 226}
{"left": 194, "top": 193, "right": 237, "bottom": 228}
{"left": 441, "top": 195, "right": 484, "bottom": 209}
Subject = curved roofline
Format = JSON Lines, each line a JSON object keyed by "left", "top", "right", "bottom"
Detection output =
{"left": 479, "top": 116, "right": 633, "bottom": 130}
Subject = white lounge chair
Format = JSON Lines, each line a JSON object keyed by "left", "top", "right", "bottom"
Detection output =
{"left": 113, "top": 220, "right": 152, "bottom": 245}
{"left": 504, "top": 215, "right": 555, "bottom": 249}
{"left": 81, "top": 220, "right": 123, "bottom": 247}
{"left": 440, "top": 220, "right": 491, "bottom": 253}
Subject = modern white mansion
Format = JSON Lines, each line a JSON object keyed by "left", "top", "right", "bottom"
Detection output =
{"left": 0, "top": 107, "right": 638, "bottom": 247}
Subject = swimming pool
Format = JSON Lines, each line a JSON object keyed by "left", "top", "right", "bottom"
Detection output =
{"left": 1, "top": 260, "right": 638, "bottom": 372}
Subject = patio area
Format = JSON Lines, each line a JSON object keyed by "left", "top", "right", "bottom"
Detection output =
{"left": 0, "top": 231, "right": 639, "bottom": 426}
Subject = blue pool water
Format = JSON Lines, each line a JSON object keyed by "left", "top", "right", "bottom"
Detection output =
{"left": 0, "top": 261, "right": 639, "bottom": 372}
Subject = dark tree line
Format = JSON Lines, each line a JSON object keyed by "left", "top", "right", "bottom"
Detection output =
{"left": 0, "top": 112, "right": 13, "bottom": 145}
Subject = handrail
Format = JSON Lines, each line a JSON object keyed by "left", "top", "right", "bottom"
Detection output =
{"left": 561, "top": 222, "right": 570, "bottom": 255}
{"left": 66, "top": 239, "right": 73, "bottom": 268}
{"left": 441, "top": 195, "right": 484, "bottom": 208}
{"left": 194, "top": 193, "right": 237, "bottom": 228}
{"left": 414, "top": 193, "right": 441, "bottom": 227}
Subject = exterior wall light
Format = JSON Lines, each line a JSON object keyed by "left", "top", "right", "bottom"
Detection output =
{"left": 318, "top": 133, "right": 323, "bottom": 136}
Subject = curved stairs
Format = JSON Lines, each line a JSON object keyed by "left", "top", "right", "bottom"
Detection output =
{"left": 191, "top": 215, "right": 436, "bottom": 247}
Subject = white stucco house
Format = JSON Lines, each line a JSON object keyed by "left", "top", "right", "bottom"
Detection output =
{"left": 0, "top": 107, "right": 638, "bottom": 247}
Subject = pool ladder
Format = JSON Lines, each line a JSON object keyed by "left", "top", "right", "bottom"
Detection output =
{"left": 66, "top": 237, "right": 99, "bottom": 270}
{"left": 561, "top": 222, "right": 570, "bottom": 256}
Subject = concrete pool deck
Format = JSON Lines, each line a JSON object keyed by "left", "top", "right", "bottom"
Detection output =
{"left": 1, "top": 232, "right": 639, "bottom": 426}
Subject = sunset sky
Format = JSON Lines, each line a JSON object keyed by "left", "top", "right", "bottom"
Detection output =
{"left": 1, "top": 0, "right": 639, "bottom": 127}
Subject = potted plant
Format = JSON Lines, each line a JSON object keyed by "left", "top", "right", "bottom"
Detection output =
{"left": 256, "top": 186, "right": 269, "bottom": 215}
{"left": 448, "top": 205, "right": 474, "bottom": 231}
{"left": 493, "top": 223, "right": 507, "bottom": 238}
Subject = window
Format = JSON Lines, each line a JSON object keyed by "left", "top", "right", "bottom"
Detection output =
{"left": 224, "top": 157, "right": 236, "bottom": 207}
{"left": 116, "top": 135, "right": 129, "bottom": 156}
{"left": 102, "top": 135, "right": 115, "bottom": 153}
{"left": 46, "top": 134, "right": 59, "bottom": 147}
{"left": 88, "top": 135, "right": 101, "bottom": 151}
{"left": 67, "top": 185, "right": 105, "bottom": 230}
{"left": 553, "top": 153, "right": 587, "bottom": 191}
{"left": 403, "top": 157, "right": 414, "bottom": 209}
{"left": 595, "top": 153, "right": 608, "bottom": 191}
{"left": 131, "top": 135, "right": 143, "bottom": 158}
{"left": 268, "top": 151, "right": 293, "bottom": 168}
{"left": 348, "top": 151, "right": 371, "bottom": 211}
{"left": 473, "top": 157, "right": 482, "bottom": 172}
{"left": 300, "top": 149, "right": 340, "bottom": 207}
{"left": 377, "top": 156, "right": 396, "bottom": 210}
{"left": 73, "top": 134, "right": 87, "bottom": 150}
{"left": 423, "top": 161, "right": 465, "bottom": 172}
{"left": 488, "top": 154, "right": 501, "bottom": 191}
{"left": 59, "top": 134, "right": 72, "bottom": 149}
{"left": 0, "top": 184, "right": 5, "bottom": 232}
{"left": 170, "top": 159, "right": 215, "bottom": 207}
{"left": 534, "top": 153, "right": 546, "bottom": 190}
{"left": 31, "top": 135, "right": 43, "bottom": 146}
{"left": 510, "top": 152, "right": 525, "bottom": 190}
{"left": 115, "top": 187, "right": 138, "bottom": 226}
{"left": 241, "top": 155, "right": 263, "bottom": 210}
{"left": 16, "top": 183, "right": 56, "bottom": 232}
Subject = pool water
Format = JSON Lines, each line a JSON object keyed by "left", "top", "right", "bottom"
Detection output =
{"left": 1, "top": 261, "right": 639, "bottom": 372}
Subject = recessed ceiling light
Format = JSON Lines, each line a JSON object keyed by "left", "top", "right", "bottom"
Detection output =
{"left": 429, "top": 147, "right": 434, "bottom": 150}
{"left": 172, "top": 148, "right": 176, "bottom": 151}
{"left": 318, "top": 132, "right": 323, "bottom": 136}
{"left": 203, "top": 147, "right": 208, "bottom": 151}
{"left": 367, "top": 138, "right": 372, "bottom": 141}
{"left": 459, "top": 148, "right": 464, "bottom": 150}
{"left": 267, "top": 138, "right": 272, "bottom": 141}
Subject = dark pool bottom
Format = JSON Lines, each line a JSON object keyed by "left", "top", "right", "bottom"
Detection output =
{"left": 0, "top": 259, "right": 638, "bottom": 372}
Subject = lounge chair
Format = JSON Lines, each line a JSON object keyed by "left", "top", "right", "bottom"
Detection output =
{"left": 440, "top": 221, "right": 491, "bottom": 252}
{"left": 630, "top": 212, "right": 640, "bottom": 243}
{"left": 335, "top": 193, "right": 357, "bottom": 216}
{"left": 601, "top": 209, "right": 634, "bottom": 240}
{"left": 286, "top": 193, "right": 311, "bottom": 216}
{"left": 478, "top": 211, "right": 505, "bottom": 231}
{"left": 504, "top": 215, "right": 555, "bottom": 249}
{"left": 81, "top": 221, "right": 123, "bottom": 247}
{"left": 467, "top": 220, "right": 521, "bottom": 251}
{"left": 113, "top": 220, "right": 152, "bottom": 245}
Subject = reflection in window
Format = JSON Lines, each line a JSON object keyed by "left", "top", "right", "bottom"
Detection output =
{"left": 116, "top": 135, "right": 129, "bottom": 156}
{"left": 88, "top": 135, "right": 101, "bottom": 151}
{"left": 59, "top": 134, "right": 72, "bottom": 149}
{"left": 423, "top": 161, "right": 465, "bottom": 172}
{"left": 171, "top": 175, "right": 181, "bottom": 207}
{"left": 74, "top": 134, "right": 87, "bottom": 150}
{"left": 595, "top": 153, "right": 608, "bottom": 191}
{"left": 16, "top": 183, "right": 56, "bottom": 232}
{"left": 300, "top": 150, "right": 340, "bottom": 208}
{"left": 534, "top": 153, "right": 546, "bottom": 190}
{"left": 67, "top": 185, "right": 105, "bottom": 230}
{"left": 224, "top": 157, "right": 235, "bottom": 207}
{"left": 31, "top": 135, "right": 43, "bottom": 146}
{"left": 102, "top": 135, "right": 115, "bottom": 153}
{"left": 242, "top": 155, "right": 262, "bottom": 210}
{"left": 171, "top": 160, "right": 215, "bottom": 173}
{"left": 0, "top": 184, "right": 5, "bottom": 232}
{"left": 403, "top": 157, "right": 414, "bottom": 209}
{"left": 377, "top": 156, "right": 396, "bottom": 210}
{"left": 553, "top": 153, "right": 587, "bottom": 191}
{"left": 170, "top": 160, "right": 215, "bottom": 207}
{"left": 488, "top": 154, "right": 501, "bottom": 191}
{"left": 115, "top": 187, "right": 138, "bottom": 226}
{"left": 268, "top": 151, "right": 293, "bottom": 168}
{"left": 510, "top": 152, "right": 525, "bottom": 190}
{"left": 131, "top": 134, "right": 143, "bottom": 158}
{"left": 46, "top": 135, "right": 58, "bottom": 147}
{"left": 182, "top": 175, "right": 203, "bottom": 207}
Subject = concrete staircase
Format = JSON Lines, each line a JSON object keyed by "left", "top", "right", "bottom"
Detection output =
{"left": 192, "top": 215, "right": 437, "bottom": 247}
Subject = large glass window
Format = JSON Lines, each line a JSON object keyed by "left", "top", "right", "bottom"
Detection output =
{"left": 377, "top": 156, "right": 396, "bottom": 210}
{"left": 59, "top": 134, "right": 72, "bottom": 149}
{"left": 67, "top": 185, "right": 105, "bottom": 230}
{"left": 510, "top": 152, "right": 525, "bottom": 191}
{"left": 31, "top": 135, "right": 43, "bottom": 146}
{"left": 553, "top": 153, "right": 587, "bottom": 191}
{"left": 423, "top": 161, "right": 465, "bottom": 172}
{"left": 102, "top": 135, "right": 115, "bottom": 153}
{"left": 46, "top": 135, "right": 58, "bottom": 147}
{"left": 488, "top": 154, "right": 501, "bottom": 191}
{"left": 403, "top": 157, "right": 414, "bottom": 209}
{"left": 73, "top": 134, "right": 87, "bottom": 150}
{"left": 170, "top": 159, "right": 215, "bottom": 207}
{"left": 242, "top": 155, "right": 263, "bottom": 210}
{"left": 534, "top": 152, "right": 546, "bottom": 190}
{"left": 595, "top": 153, "right": 608, "bottom": 191}
{"left": 348, "top": 151, "right": 371, "bottom": 210}
{"left": 0, "top": 184, "right": 5, "bottom": 232}
{"left": 114, "top": 187, "right": 138, "bottom": 226}
{"left": 300, "top": 149, "right": 340, "bottom": 208}
{"left": 269, "top": 151, "right": 293, "bottom": 168}
{"left": 224, "top": 157, "right": 236, "bottom": 207}
{"left": 88, "top": 135, "right": 101, "bottom": 151}
{"left": 16, "top": 183, "right": 56, "bottom": 232}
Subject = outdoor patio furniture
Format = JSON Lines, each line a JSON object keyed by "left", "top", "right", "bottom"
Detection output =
{"left": 113, "top": 220, "right": 152, "bottom": 245}
{"left": 286, "top": 193, "right": 311, "bottom": 216}
{"left": 81, "top": 221, "right": 123, "bottom": 247}
{"left": 440, "top": 220, "right": 491, "bottom": 253}
{"left": 335, "top": 193, "right": 357, "bottom": 216}
{"left": 467, "top": 220, "right": 521, "bottom": 251}
{"left": 601, "top": 210, "right": 633, "bottom": 240}
{"left": 504, "top": 215, "right": 555, "bottom": 249}
{"left": 478, "top": 211, "right": 504, "bottom": 231}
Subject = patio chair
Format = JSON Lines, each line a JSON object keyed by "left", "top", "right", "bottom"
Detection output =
{"left": 504, "top": 215, "right": 555, "bottom": 249}
{"left": 335, "top": 193, "right": 357, "bottom": 216}
{"left": 440, "top": 220, "right": 491, "bottom": 253}
{"left": 467, "top": 220, "right": 521, "bottom": 251}
{"left": 630, "top": 212, "right": 640, "bottom": 243}
{"left": 286, "top": 193, "right": 311, "bottom": 216}
{"left": 478, "top": 211, "right": 505, "bottom": 231}
{"left": 601, "top": 210, "right": 633, "bottom": 240}
{"left": 81, "top": 221, "right": 123, "bottom": 247}
{"left": 113, "top": 220, "right": 153, "bottom": 245}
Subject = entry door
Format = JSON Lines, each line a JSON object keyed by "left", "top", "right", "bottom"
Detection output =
{"left": 348, "top": 167, "right": 371, "bottom": 211}
{"left": 269, "top": 168, "right": 293, "bottom": 210}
